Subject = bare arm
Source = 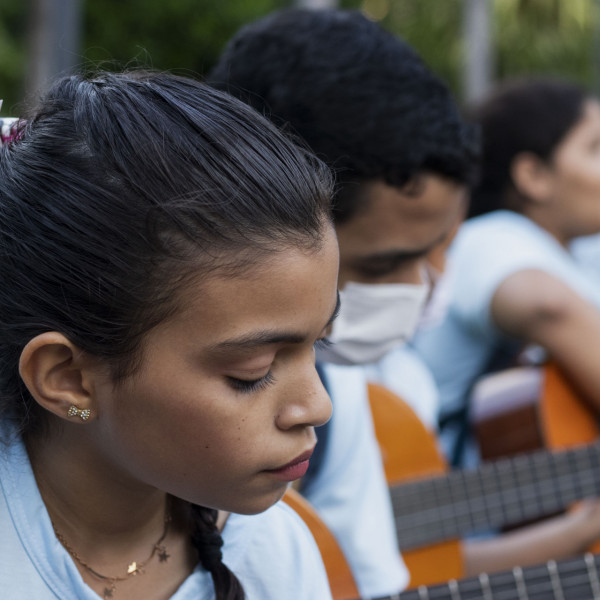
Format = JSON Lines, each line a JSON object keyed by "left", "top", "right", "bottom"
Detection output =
{"left": 463, "top": 500, "right": 600, "bottom": 575}
{"left": 491, "top": 269, "right": 600, "bottom": 412}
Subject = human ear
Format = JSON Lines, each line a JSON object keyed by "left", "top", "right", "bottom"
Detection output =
{"left": 511, "top": 152, "right": 554, "bottom": 204}
{"left": 19, "top": 332, "right": 97, "bottom": 423}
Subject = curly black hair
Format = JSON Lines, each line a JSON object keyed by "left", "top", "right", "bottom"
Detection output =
{"left": 209, "top": 8, "right": 479, "bottom": 223}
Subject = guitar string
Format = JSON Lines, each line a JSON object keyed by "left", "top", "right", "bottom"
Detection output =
{"left": 391, "top": 456, "right": 600, "bottom": 547}
{"left": 395, "top": 553, "right": 600, "bottom": 600}
{"left": 392, "top": 468, "right": 598, "bottom": 527}
{"left": 391, "top": 443, "right": 600, "bottom": 515}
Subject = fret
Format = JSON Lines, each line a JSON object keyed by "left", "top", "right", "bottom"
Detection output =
{"left": 528, "top": 451, "right": 554, "bottom": 514}
{"left": 564, "top": 449, "right": 584, "bottom": 502}
{"left": 478, "top": 573, "right": 494, "bottom": 600}
{"left": 547, "top": 560, "right": 565, "bottom": 600}
{"left": 445, "top": 470, "right": 470, "bottom": 528}
{"left": 585, "top": 445, "right": 600, "bottom": 496}
{"left": 512, "top": 465, "right": 543, "bottom": 523}
{"left": 549, "top": 452, "right": 569, "bottom": 512}
{"left": 474, "top": 460, "right": 503, "bottom": 529}
{"left": 585, "top": 553, "right": 600, "bottom": 599}
{"left": 493, "top": 459, "right": 524, "bottom": 524}
{"left": 576, "top": 449, "right": 598, "bottom": 497}
{"left": 512, "top": 566, "right": 529, "bottom": 600}
{"left": 459, "top": 468, "right": 491, "bottom": 533}
{"left": 448, "top": 579, "right": 461, "bottom": 600}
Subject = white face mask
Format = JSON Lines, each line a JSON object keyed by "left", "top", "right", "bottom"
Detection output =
{"left": 316, "top": 280, "right": 430, "bottom": 366}
{"left": 418, "top": 263, "right": 453, "bottom": 331}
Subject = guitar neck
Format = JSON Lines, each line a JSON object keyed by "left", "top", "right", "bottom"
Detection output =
{"left": 391, "top": 443, "right": 600, "bottom": 550}
{"left": 388, "top": 552, "right": 600, "bottom": 600}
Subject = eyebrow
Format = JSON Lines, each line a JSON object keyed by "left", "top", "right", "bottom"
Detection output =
{"left": 208, "top": 291, "right": 340, "bottom": 353}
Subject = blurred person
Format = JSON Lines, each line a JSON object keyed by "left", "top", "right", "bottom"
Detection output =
{"left": 414, "top": 77, "right": 600, "bottom": 471}
{"left": 212, "top": 14, "right": 600, "bottom": 589}
{"left": 209, "top": 9, "right": 474, "bottom": 596}
{"left": 0, "top": 71, "right": 339, "bottom": 600}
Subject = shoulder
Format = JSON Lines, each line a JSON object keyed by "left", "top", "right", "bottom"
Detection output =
{"left": 452, "top": 211, "right": 561, "bottom": 270}
{"left": 222, "top": 503, "right": 332, "bottom": 599}
{"left": 448, "top": 211, "right": 579, "bottom": 330}
{"left": 490, "top": 268, "right": 592, "bottom": 338}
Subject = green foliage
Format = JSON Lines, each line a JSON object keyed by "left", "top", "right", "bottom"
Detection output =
{"left": 493, "top": 0, "right": 594, "bottom": 86}
{"left": 367, "top": 0, "right": 597, "bottom": 102}
{"left": 375, "top": 0, "right": 464, "bottom": 97}
{"left": 0, "top": 1, "right": 28, "bottom": 113}
{"left": 1, "top": 0, "right": 599, "bottom": 114}
{"left": 0, "top": 0, "right": 291, "bottom": 113}
{"left": 83, "top": 0, "right": 289, "bottom": 77}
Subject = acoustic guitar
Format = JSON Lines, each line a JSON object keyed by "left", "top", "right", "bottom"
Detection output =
{"left": 368, "top": 373, "right": 600, "bottom": 588}
{"left": 282, "top": 488, "right": 360, "bottom": 600}
{"left": 285, "top": 483, "right": 600, "bottom": 600}
{"left": 284, "top": 371, "right": 600, "bottom": 597}
{"left": 471, "top": 361, "right": 599, "bottom": 460}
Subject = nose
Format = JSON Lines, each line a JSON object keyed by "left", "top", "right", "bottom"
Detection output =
{"left": 275, "top": 360, "right": 332, "bottom": 431}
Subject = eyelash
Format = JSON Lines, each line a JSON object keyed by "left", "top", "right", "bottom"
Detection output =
{"left": 227, "top": 371, "right": 276, "bottom": 393}
{"left": 314, "top": 338, "right": 332, "bottom": 350}
{"left": 227, "top": 339, "right": 331, "bottom": 393}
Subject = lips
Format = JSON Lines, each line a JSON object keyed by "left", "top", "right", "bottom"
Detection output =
{"left": 264, "top": 448, "right": 315, "bottom": 481}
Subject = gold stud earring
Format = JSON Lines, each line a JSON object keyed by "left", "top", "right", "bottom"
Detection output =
{"left": 67, "top": 405, "right": 91, "bottom": 421}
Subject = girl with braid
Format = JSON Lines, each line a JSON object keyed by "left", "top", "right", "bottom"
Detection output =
{"left": 0, "top": 71, "right": 339, "bottom": 600}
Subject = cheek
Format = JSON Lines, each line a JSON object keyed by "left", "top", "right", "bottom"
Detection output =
{"left": 559, "top": 159, "right": 600, "bottom": 199}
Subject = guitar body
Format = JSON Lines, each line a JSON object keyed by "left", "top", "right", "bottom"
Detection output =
{"left": 472, "top": 361, "right": 600, "bottom": 550}
{"left": 286, "top": 372, "right": 600, "bottom": 598}
{"left": 367, "top": 383, "right": 463, "bottom": 588}
{"left": 472, "top": 362, "right": 599, "bottom": 460}
{"left": 282, "top": 488, "right": 360, "bottom": 600}
{"left": 541, "top": 362, "right": 599, "bottom": 449}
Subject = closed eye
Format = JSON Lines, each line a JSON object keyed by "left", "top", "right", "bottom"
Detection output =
{"left": 314, "top": 338, "right": 332, "bottom": 350}
{"left": 226, "top": 371, "right": 276, "bottom": 394}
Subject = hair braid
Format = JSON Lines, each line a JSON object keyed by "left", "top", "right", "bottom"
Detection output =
{"left": 190, "top": 505, "right": 245, "bottom": 600}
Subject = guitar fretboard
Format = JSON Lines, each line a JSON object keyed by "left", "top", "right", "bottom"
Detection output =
{"left": 391, "top": 443, "right": 600, "bottom": 550}
{"left": 394, "top": 552, "right": 600, "bottom": 600}
{"left": 360, "top": 553, "right": 600, "bottom": 600}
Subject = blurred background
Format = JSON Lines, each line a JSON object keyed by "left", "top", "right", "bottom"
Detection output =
{"left": 1, "top": 0, "right": 599, "bottom": 114}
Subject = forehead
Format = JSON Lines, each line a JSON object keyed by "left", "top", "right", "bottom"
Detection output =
{"left": 147, "top": 226, "right": 340, "bottom": 348}
{"left": 335, "top": 176, "right": 466, "bottom": 257}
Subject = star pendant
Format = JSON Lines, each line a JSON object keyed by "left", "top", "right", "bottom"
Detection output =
{"left": 158, "top": 546, "right": 170, "bottom": 563}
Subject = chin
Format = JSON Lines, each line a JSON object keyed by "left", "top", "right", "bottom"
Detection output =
{"left": 228, "top": 486, "right": 288, "bottom": 516}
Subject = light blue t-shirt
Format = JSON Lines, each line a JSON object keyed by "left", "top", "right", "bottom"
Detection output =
{"left": 0, "top": 419, "right": 333, "bottom": 600}
{"left": 365, "top": 344, "right": 440, "bottom": 434}
{"left": 303, "top": 362, "right": 410, "bottom": 599}
{"left": 413, "top": 210, "right": 600, "bottom": 465}
{"left": 571, "top": 232, "right": 600, "bottom": 279}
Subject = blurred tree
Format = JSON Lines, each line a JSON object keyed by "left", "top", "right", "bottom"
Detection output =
{"left": 0, "top": 1, "right": 28, "bottom": 113}
{"left": 362, "top": 0, "right": 595, "bottom": 107}
{"left": 494, "top": 0, "right": 593, "bottom": 85}
{"left": 83, "top": 0, "right": 288, "bottom": 77}
{"left": 0, "top": 0, "right": 599, "bottom": 114}
{"left": 0, "top": 0, "right": 292, "bottom": 113}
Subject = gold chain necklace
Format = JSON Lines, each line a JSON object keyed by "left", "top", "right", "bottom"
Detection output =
{"left": 52, "top": 513, "right": 171, "bottom": 599}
